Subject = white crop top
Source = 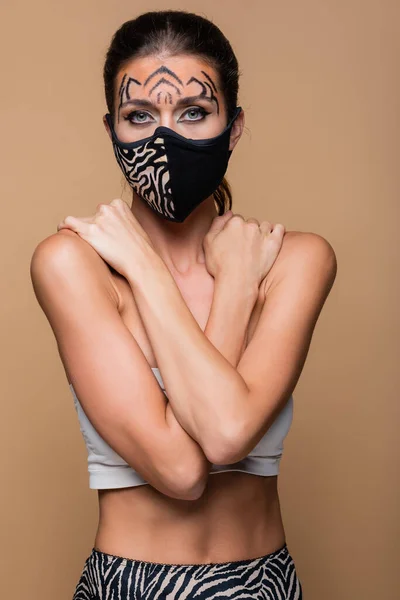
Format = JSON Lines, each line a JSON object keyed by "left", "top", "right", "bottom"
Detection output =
{"left": 70, "top": 367, "right": 294, "bottom": 489}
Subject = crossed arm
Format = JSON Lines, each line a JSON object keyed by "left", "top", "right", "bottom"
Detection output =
{"left": 128, "top": 231, "right": 337, "bottom": 466}
{"left": 31, "top": 228, "right": 336, "bottom": 499}
{"left": 31, "top": 228, "right": 261, "bottom": 499}
{"left": 162, "top": 264, "right": 258, "bottom": 482}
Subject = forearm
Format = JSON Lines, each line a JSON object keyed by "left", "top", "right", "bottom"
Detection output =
{"left": 126, "top": 250, "right": 257, "bottom": 460}
{"left": 203, "top": 272, "right": 255, "bottom": 368}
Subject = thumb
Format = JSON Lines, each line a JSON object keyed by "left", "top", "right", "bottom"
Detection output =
{"left": 206, "top": 210, "right": 233, "bottom": 241}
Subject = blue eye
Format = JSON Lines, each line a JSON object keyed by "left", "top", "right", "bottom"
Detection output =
{"left": 123, "top": 107, "right": 210, "bottom": 126}
{"left": 181, "top": 107, "right": 210, "bottom": 121}
{"left": 124, "top": 111, "right": 152, "bottom": 124}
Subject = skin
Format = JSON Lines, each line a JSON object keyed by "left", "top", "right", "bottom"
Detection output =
{"left": 91, "top": 54, "right": 289, "bottom": 563}
{"left": 47, "top": 53, "right": 335, "bottom": 568}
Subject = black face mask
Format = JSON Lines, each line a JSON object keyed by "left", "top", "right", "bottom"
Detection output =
{"left": 104, "top": 107, "right": 242, "bottom": 223}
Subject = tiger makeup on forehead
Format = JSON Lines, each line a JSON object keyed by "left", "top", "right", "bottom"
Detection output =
{"left": 116, "top": 65, "right": 220, "bottom": 122}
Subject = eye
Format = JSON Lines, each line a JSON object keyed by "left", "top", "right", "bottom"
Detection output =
{"left": 180, "top": 107, "right": 210, "bottom": 122}
{"left": 123, "top": 106, "right": 210, "bottom": 126}
{"left": 123, "top": 111, "right": 153, "bottom": 124}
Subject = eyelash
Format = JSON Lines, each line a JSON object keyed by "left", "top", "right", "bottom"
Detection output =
{"left": 123, "top": 107, "right": 211, "bottom": 125}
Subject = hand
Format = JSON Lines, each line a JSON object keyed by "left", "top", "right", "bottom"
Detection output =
{"left": 56, "top": 198, "right": 155, "bottom": 277}
{"left": 203, "top": 210, "right": 285, "bottom": 289}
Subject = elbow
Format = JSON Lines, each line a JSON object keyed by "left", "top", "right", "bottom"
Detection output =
{"left": 179, "top": 475, "right": 208, "bottom": 501}
{"left": 205, "top": 445, "right": 246, "bottom": 467}
{"left": 202, "top": 427, "right": 248, "bottom": 466}
{"left": 165, "top": 456, "right": 210, "bottom": 501}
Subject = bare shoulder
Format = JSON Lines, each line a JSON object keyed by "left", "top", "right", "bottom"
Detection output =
{"left": 278, "top": 230, "right": 337, "bottom": 268}
{"left": 30, "top": 229, "right": 122, "bottom": 310}
{"left": 264, "top": 230, "right": 337, "bottom": 296}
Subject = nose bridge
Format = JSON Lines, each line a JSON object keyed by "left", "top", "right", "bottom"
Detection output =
{"left": 158, "top": 107, "right": 175, "bottom": 129}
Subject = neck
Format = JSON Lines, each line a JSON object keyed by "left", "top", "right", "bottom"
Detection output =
{"left": 130, "top": 192, "right": 219, "bottom": 277}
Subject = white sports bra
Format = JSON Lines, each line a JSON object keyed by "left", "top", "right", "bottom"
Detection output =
{"left": 70, "top": 367, "right": 294, "bottom": 489}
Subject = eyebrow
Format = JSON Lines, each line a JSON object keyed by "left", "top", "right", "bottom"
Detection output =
{"left": 119, "top": 95, "right": 216, "bottom": 110}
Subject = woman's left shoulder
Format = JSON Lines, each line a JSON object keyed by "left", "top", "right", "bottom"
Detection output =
{"left": 266, "top": 230, "right": 337, "bottom": 293}
{"left": 282, "top": 230, "right": 336, "bottom": 259}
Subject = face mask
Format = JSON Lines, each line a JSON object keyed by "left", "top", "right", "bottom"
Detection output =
{"left": 104, "top": 106, "right": 242, "bottom": 223}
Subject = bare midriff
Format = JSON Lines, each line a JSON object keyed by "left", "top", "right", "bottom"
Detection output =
{"left": 94, "top": 471, "right": 286, "bottom": 564}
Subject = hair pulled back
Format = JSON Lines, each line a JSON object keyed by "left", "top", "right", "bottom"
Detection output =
{"left": 103, "top": 10, "right": 240, "bottom": 215}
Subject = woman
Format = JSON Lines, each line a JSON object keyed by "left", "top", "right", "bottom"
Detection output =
{"left": 31, "top": 10, "right": 337, "bottom": 599}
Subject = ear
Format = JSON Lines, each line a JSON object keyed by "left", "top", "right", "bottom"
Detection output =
{"left": 103, "top": 114, "right": 112, "bottom": 141}
{"left": 229, "top": 109, "right": 245, "bottom": 151}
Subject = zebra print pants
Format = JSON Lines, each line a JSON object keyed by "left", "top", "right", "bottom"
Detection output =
{"left": 72, "top": 542, "right": 303, "bottom": 599}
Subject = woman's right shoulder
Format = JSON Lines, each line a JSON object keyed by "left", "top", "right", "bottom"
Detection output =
{"left": 30, "top": 229, "right": 122, "bottom": 311}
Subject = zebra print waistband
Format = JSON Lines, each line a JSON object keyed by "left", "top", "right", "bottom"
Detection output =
{"left": 90, "top": 542, "right": 289, "bottom": 568}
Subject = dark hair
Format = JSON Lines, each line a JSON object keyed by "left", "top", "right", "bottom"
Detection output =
{"left": 103, "top": 10, "right": 240, "bottom": 215}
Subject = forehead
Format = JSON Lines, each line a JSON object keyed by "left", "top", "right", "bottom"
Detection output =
{"left": 115, "top": 54, "right": 220, "bottom": 99}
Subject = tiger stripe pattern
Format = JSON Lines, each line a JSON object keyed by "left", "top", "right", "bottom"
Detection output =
{"left": 112, "top": 136, "right": 175, "bottom": 219}
{"left": 72, "top": 543, "right": 303, "bottom": 599}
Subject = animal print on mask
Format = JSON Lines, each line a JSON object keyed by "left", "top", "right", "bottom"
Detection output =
{"left": 112, "top": 136, "right": 175, "bottom": 219}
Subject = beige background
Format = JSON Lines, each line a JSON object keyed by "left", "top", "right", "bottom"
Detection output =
{"left": 1, "top": 1, "right": 398, "bottom": 598}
